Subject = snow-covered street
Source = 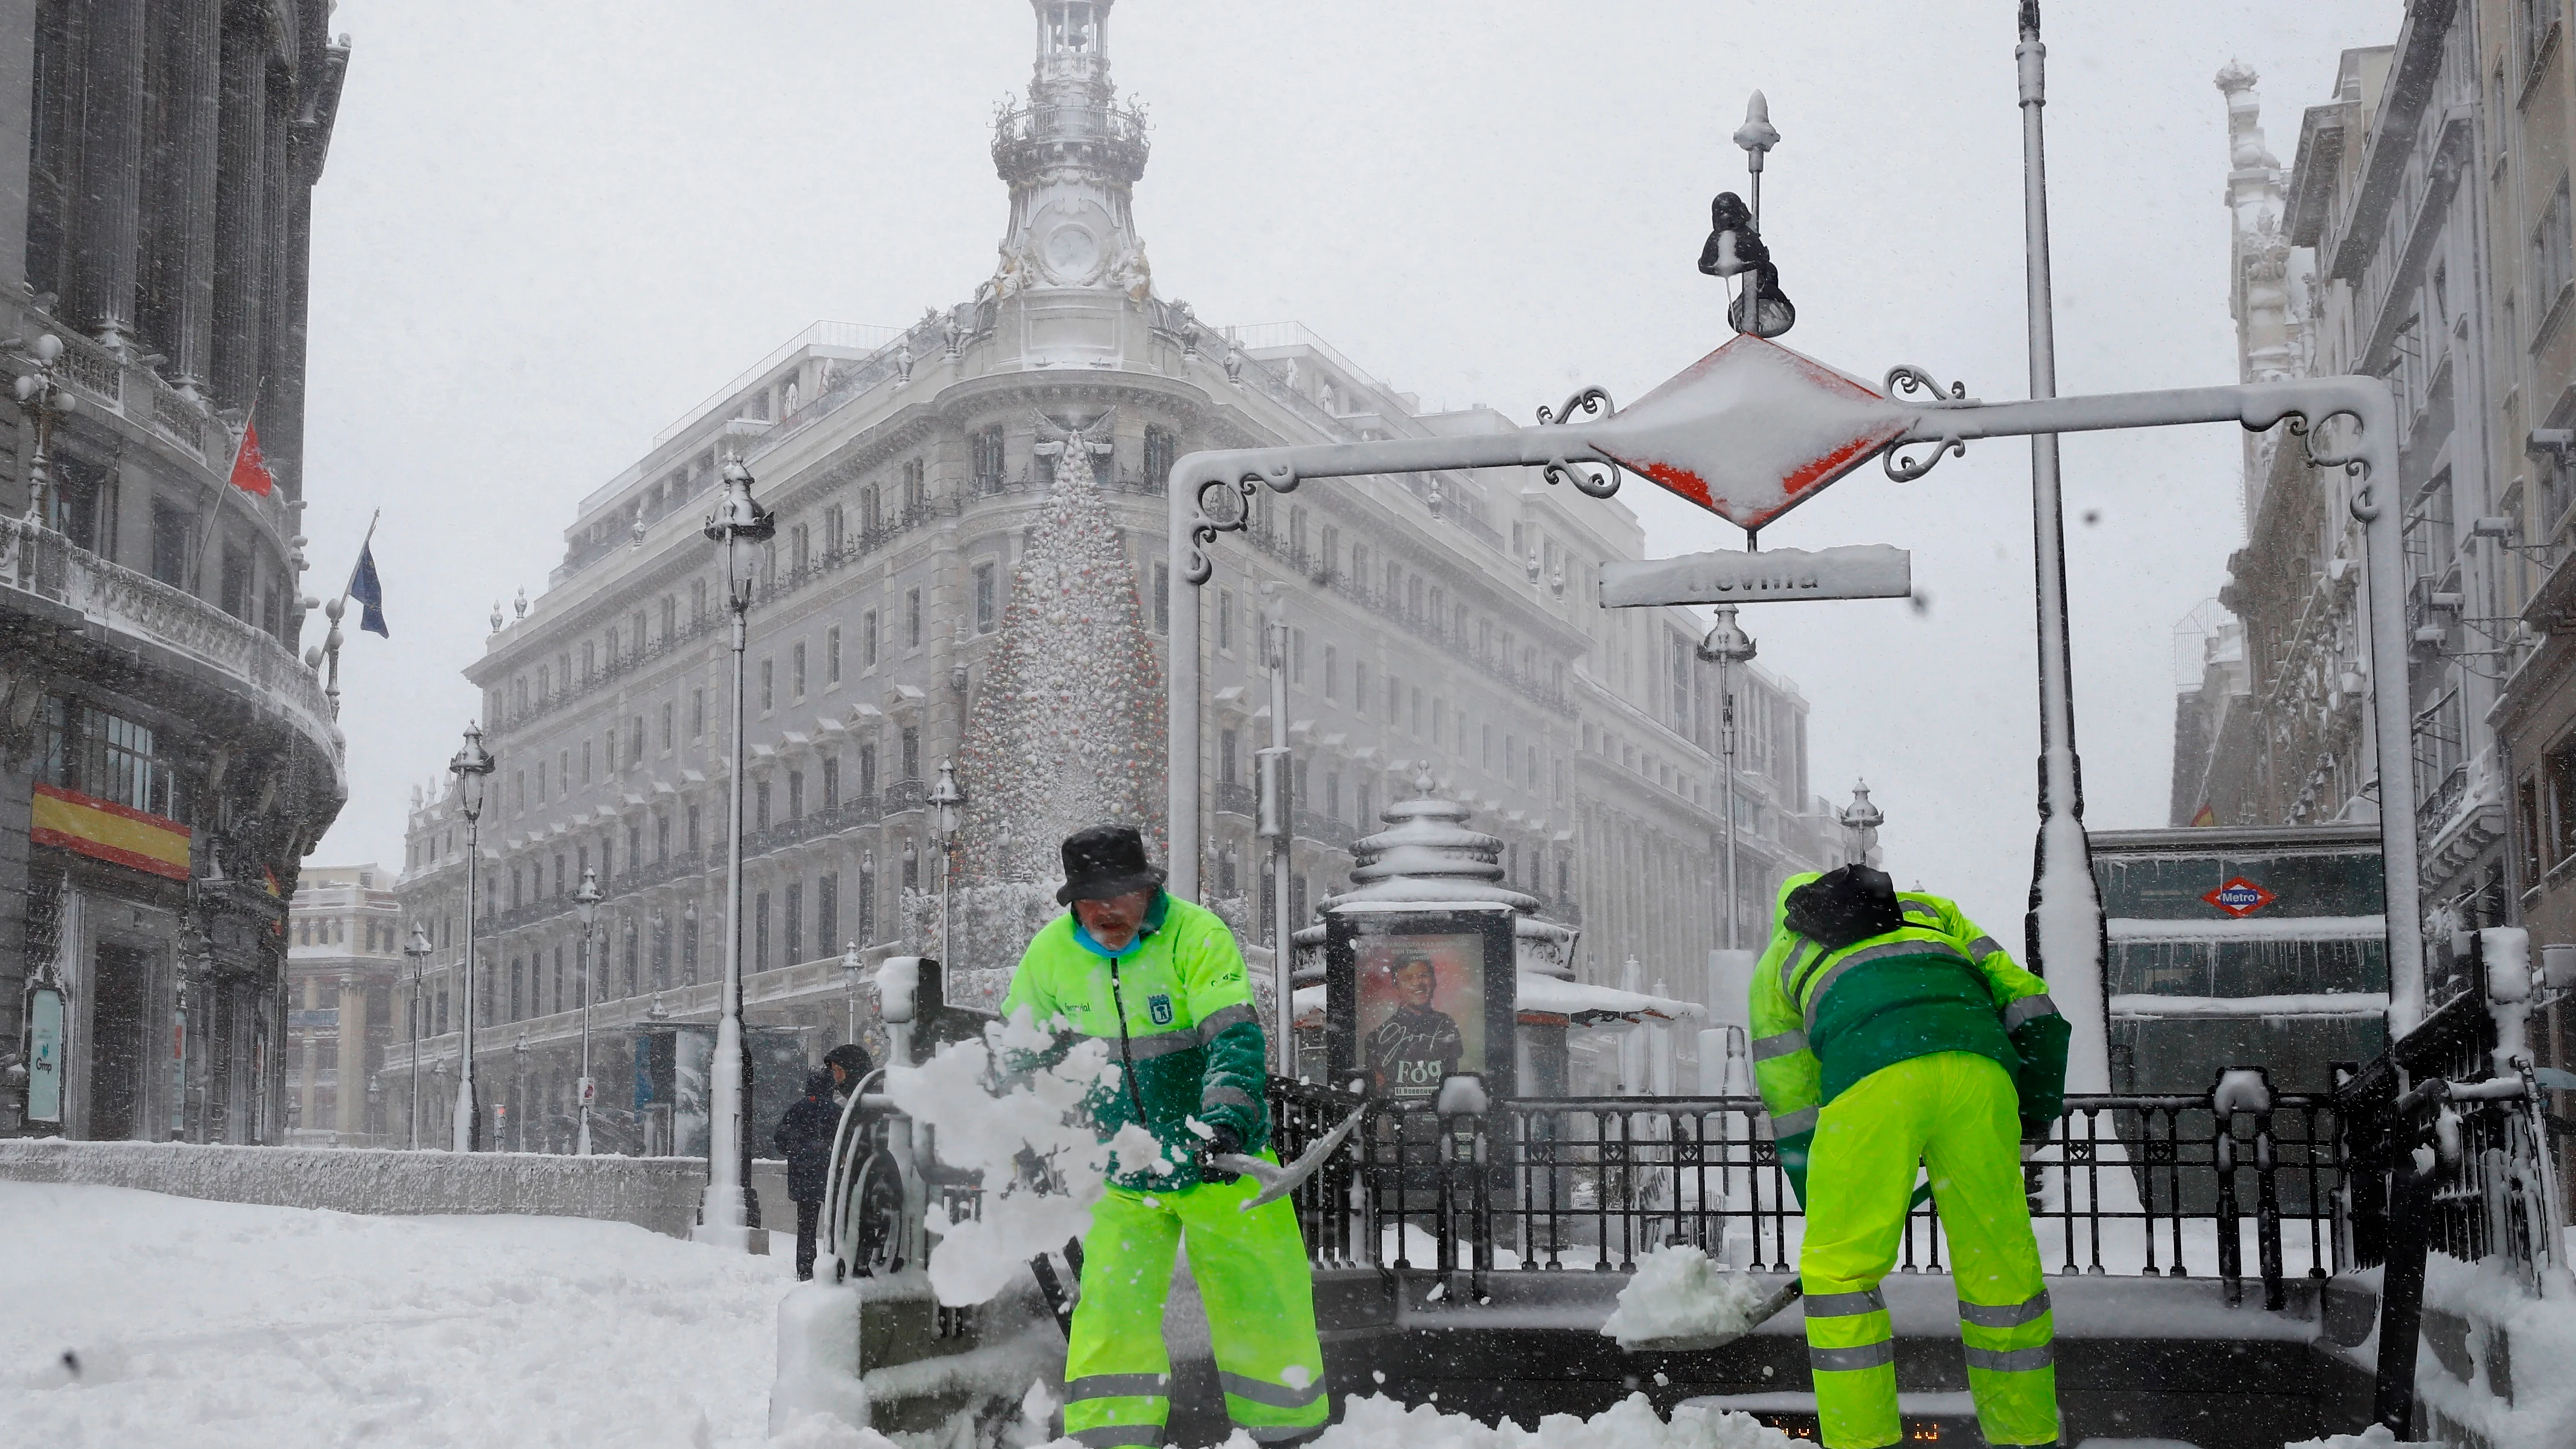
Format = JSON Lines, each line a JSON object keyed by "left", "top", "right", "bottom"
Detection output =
{"left": 0, "top": 1181, "right": 798, "bottom": 1447}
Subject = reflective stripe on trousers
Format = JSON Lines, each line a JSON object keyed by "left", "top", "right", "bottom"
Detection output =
{"left": 1799, "top": 1053, "right": 2058, "bottom": 1449}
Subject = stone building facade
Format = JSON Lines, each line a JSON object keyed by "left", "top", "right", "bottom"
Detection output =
{"left": 390, "top": 0, "right": 1836, "bottom": 1147}
{"left": 282, "top": 863, "right": 400, "bottom": 1145}
{"left": 0, "top": 4, "right": 348, "bottom": 1142}
{"left": 2176, "top": 22, "right": 2510, "bottom": 1007}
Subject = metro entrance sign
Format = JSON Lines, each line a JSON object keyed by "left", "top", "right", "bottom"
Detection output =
{"left": 1599, "top": 543, "right": 1912, "bottom": 608}
{"left": 1166, "top": 368, "right": 2420, "bottom": 1036}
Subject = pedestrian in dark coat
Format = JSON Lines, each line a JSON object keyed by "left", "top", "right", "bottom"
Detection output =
{"left": 774, "top": 1043, "right": 872, "bottom": 1280}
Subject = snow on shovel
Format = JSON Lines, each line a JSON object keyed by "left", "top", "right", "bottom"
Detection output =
{"left": 1211, "top": 1102, "right": 1370, "bottom": 1210}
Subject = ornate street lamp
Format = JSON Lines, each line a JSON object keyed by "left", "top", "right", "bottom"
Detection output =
{"left": 929, "top": 759, "right": 964, "bottom": 988}
{"left": 11, "top": 332, "right": 72, "bottom": 529}
{"left": 699, "top": 458, "right": 773, "bottom": 1245}
{"left": 512, "top": 1032, "right": 530, "bottom": 1154}
{"left": 1839, "top": 780, "right": 1884, "bottom": 868}
{"left": 1697, "top": 606, "right": 1758, "bottom": 950}
{"left": 403, "top": 921, "right": 432, "bottom": 1149}
{"left": 573, "top": 866, "right": 604, "bottom": 1156}
{"left": 447, "top": 722, "right": 495, "bottom": 1152}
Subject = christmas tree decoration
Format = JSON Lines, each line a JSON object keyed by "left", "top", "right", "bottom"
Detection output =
{"left": 929, "top": 415, "right": 1169, "bottom": 1002}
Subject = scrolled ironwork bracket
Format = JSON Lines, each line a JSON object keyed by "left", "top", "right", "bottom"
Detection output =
{"left": 1184, "top": 467, "right": 1280, "bottom": 586}
{"left": 1880, "top": 365, "right": 1975, "bottom": 482}
{"left": 1535, "top": 387, "right": 1622, "bottom": 498}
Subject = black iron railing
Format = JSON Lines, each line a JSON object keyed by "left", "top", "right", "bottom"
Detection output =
{"left": 1267, "top": 1076, "right": 2346, "bottom": 1311}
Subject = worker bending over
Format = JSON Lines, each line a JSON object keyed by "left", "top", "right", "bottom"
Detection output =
{"left": 1750, "top": 863, "right": 2070, "bottom": 1449}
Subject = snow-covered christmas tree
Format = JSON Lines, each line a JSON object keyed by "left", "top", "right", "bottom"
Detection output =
{"left": 921, "top": 412, "right": 1167, "bottom": 1005}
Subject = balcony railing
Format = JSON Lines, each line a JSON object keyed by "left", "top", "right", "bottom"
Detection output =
{"left": 0, "top": 517, "right": 339, "bottom": 768}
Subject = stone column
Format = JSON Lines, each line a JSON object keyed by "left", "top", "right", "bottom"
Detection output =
{"left": 209, "top": 9, "right": 265, "bottom": 409}
{"left": 256, "top": 78, "right": 292, "bottom": 469}
{"left": 167, "top": 0, "right": 222, "bottom": 394}
{"left": 75, "top": 0, "right": 145, "bottom": 352}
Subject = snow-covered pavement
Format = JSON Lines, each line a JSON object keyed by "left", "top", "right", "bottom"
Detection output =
{"left": 0, "top": 1180, "right": 798, "bottom": 1447}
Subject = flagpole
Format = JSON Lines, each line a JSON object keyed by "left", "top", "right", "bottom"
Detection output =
{"left": 335, "top": 507, "right": 382, "bottom": 613}
{"left": 192, "top": 384, "right": 264, "bottom": 602}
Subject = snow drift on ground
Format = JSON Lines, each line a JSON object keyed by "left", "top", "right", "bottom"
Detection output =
{"left": 1599, "top": 1243, "right": 1772, "bottom": 1350}
{"left": 2280, "top": 1427, "right": 2440, "bottom": 1448}
{"left": 0, "top": 1179, "right": 794, "bottom": 1447}
{"left": 1137, "top": 1391, "right": 1796, "bottom": 1449}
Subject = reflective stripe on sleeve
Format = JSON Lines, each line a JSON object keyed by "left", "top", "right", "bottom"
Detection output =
{"left": 1770, "top": 1106, "right": 1819, "bottom": 1137}
{"left": 1963, "top": 1343, "right": 2054, "bottom": 1373}
{"left": 1807, "top": 1340, "right": 1896, "bottom": 1372}
{"left": 1900, "top": 901, "right": 1940, "bottom": 920}
{"left": 1750, "top": 1030, "right": 1809, "bottom": 1062}
{"left": 1958, "top": 1290, "right": 2053, "bottom": 1328}
{"left": 1778, "top": 940, "right": 1818, "bottom": 998}
{"left": 2000, "top": 994, "right": 2060, "bottom": 1031}
{"left": 1195, "top": 1003, "right": 1258, "bottom": 1041}
{"left": 1968, "top": 935, "right": 2005, "bottom": 960}
{"left": 1088, "top": 1029, "right": 1201, "bottom": 1061}
{"left": 1803, "top": 1286, "right": 1887, "bottom": 1318}
{"left": 1217, "top": 1371, "right": 1326, "bottom": 1409}
{"left": 1067, "top": 1374, "right": 1173, "bottom": 1402}
{"left": 1200, "top": 1085, "right": 1256, "bottom": 1111}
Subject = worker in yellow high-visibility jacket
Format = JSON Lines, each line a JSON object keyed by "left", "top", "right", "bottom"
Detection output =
{"left": 1749, "top": 863, "right": 2071, "bottom": 1449}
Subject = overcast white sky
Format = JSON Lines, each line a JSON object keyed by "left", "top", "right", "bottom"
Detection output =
{"left": 304, "top": 1, "right": 2397, "bottom": 943}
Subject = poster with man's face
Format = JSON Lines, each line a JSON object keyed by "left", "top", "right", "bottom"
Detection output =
{"left": 1354, "top": 933, "right": 1483, "bottom": 1096}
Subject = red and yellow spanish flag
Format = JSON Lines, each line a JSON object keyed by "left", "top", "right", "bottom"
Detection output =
{"left": 31, "top": 784, "right": 191, "bottom": 880}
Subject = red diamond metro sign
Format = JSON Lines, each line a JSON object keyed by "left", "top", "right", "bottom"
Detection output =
{"left": 1585, "top": 334, "right": 1912, "bottom": 531}
{"left": 2202, "top": 877, "right": 2276, "bottom": 918}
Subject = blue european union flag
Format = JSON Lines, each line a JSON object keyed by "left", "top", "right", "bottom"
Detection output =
{"left": 348, "top": 542, "right": 388, "bottom": 637}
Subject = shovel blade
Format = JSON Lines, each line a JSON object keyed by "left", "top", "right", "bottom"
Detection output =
{"left": 1214, "top": 1101, "right": 1371, "bottom": 1210}
{"left": 1617, "top": 1277, "right": 1806, "bottom": 1354}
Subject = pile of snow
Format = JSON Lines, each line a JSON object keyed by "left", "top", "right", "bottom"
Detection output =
{"left": 1598, "top": 1244, "right": 1775, "bottom": 1350}
{"left": 0, "top": 1179, "right": 792, "bottom": 1447}
{"left": 1246, "top": 1391, "right": 1795, "bottom": 1449}
{"left": 882, "top": 1013, "right": 1168, "bottom": 1305}
{"left": 2280, "top": 1427, "right": 2440, "bottom": 1449}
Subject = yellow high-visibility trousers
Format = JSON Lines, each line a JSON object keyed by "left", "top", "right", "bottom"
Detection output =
{"left": 1061, "top": 1167, "right": 1328, "bottom": 1447}
{"left": 1800, "top": 1051, "right": 2059, "bottom": 1449}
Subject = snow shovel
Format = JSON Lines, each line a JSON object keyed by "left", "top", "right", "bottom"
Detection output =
{"left": 1211, "top": 1102, "right": 1371, "bottom": 1210}
{"left": 1618, "top": 1182, "right": 1933, "bottom": 1353}
{"left": 1619, "top": 1276, "right": 1807, "bottom": 1353}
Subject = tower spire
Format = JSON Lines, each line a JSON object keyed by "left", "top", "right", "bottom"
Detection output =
{"left": 988, "top": 0, "right": 1152, "bottom": 298}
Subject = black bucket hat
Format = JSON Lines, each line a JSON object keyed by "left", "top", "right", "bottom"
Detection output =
{"left": 824, "top": 1043, "right": 872, "bottom": 1079}
{"left": 1056, "top": 823, "right": 1167, "bottom": 905}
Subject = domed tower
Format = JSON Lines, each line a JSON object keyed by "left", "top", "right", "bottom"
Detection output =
{"left": 988, "top": 0, "right": 1153, "bottom": 300}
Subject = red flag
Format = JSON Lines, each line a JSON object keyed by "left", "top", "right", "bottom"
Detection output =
{"left": 229, "top": 418, "right": 274, "bottom": 496}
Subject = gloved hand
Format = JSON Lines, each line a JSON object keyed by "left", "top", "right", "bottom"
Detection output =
{"left": 1197, "top": 1123, "right": 1245, "bottom": 1183}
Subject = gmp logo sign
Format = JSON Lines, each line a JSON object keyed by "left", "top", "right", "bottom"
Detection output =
{"left": 2202, "top": 877, "right": 2277, "bottom": 918}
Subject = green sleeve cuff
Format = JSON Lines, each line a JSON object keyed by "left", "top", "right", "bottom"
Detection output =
{"left": 1776, "top": 1129, "right": 1813, "bottom": 1210}
{"left": 2009, "top": 1014, "right": 2071, "bottom": 1122}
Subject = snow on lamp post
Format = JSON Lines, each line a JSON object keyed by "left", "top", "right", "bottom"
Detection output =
{"left": 573, "top": 866, "right": 603, "bottom": 1157}
{"left": 1257, "top": 584, "right": 1294, "bottom": 1072}
{"left": 699, "top": 456, "right": 773, "bottom": 1247}
{"left": 841, "top": 940, "right": 864, "bottom": 1047}
{"left": 929, "top": 759, "right": 964, "bottom": 989}
{"left": 447, "top": 722, "right": 493, "bottom": 1153}
{"left": 403, "top": 921, "right": 431, "bottom": 1149}
{"left": 1697, "top": 606, "right": 1757, "bottom": 950}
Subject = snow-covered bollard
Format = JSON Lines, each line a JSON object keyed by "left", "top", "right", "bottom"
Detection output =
{"left": 1599, "top": 1242, "right": 1792, "bottom": 1352}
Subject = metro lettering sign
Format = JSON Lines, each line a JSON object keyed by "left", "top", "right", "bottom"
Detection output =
{"left": 1599, "top": 543, "right": 1912, "bottom": 607}
{"left": 2202, "top": 877, "right": 2276, "bottom": 918}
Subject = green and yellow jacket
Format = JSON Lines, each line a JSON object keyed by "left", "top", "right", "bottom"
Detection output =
{"left": 1001, "top": 890, "right": 1270, "bottom": 1191}
{"left": 1749, "top": 876, "right": 2070, "bottom": 1204}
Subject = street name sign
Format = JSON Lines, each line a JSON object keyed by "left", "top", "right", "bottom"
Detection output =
{"left": 1598, "top": 543, "right": 1912, "bottom": 607}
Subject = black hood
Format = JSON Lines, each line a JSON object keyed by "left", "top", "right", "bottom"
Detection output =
{"left": 1783, "top": 865, "right": 1905, "bottom": 952}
